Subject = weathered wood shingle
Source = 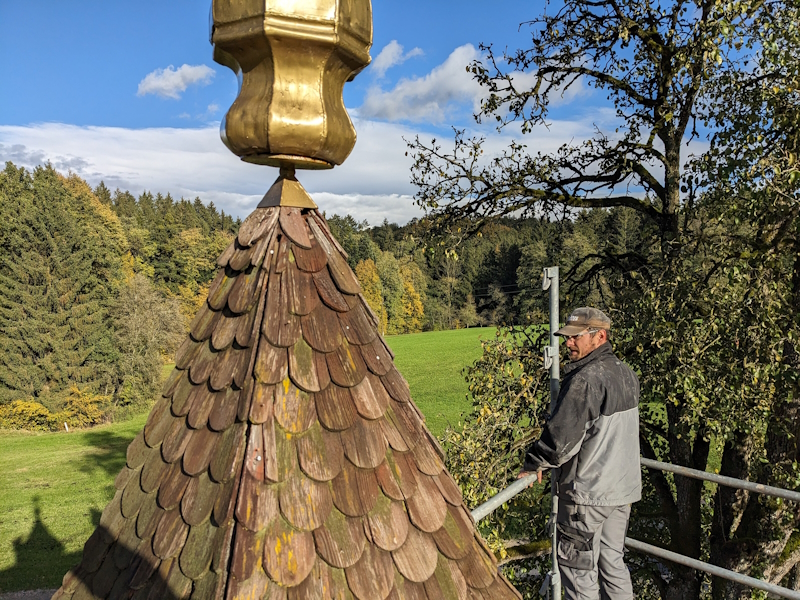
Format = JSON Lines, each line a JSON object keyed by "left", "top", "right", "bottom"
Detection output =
{"left": 53, "top": 206, "right": 521, "bottom": 600}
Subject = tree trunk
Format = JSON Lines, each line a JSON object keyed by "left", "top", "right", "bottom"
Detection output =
{"left": 658, "top": 401, "right": 710, "bottom": 599}
{"left": 710, "top": 434, "right": 754, "bottom": 600}
{"left": 660, "top": 137, "right": 683, "bottom": 261}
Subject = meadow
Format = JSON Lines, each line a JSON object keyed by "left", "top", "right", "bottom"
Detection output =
{"left": 0, "top": 327, "right": 494, "bottom": 592}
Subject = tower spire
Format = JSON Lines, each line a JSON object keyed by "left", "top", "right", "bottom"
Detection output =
{"left": 52, "top": 1, "right": 522, "bottom": 598}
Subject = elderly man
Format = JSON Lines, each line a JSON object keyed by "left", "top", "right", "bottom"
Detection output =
{"left": 519, "top": 307, "right": 641, "bottom": 600}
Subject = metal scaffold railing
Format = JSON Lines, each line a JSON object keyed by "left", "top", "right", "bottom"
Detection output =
{"left": 470, "top": 265, "right": 800, "bottom": 600}
{"left": 472, "top": 455, "right": 800, "bottom": 600}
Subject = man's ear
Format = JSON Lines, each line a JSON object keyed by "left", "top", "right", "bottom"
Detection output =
{"left": 596, "top": 329, "right": 608, "bottom": 344}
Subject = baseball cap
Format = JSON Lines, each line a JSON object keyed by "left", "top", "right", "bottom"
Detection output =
{"left": 555, "top": 307, "right": 611, "bottom": 337}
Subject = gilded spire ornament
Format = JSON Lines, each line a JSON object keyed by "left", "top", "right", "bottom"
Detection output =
{"left": 211, "top": 0, "right": 373, "bottom": 171}
{"left": 51, "top": 2, "right": 522, "bottom": 599}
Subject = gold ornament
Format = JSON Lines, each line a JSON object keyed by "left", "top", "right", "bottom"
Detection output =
{"left": 211, "top": 0, "right": 373, "bottom": 171}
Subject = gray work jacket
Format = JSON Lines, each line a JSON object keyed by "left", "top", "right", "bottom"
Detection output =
{"left": 524, "top": 342, "right": 642, "bottom": 506}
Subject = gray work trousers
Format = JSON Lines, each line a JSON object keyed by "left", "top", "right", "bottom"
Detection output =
{"left": 556, "top": 501, "right": 633, "bottom": 600}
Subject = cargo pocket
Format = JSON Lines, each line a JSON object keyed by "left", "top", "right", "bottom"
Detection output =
{"left": 556, "top": 523, "right": 595, "bottom": 570}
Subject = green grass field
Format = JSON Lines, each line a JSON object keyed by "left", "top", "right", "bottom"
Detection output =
{"left": 386, "top": 327, "right": 494, "bottom": 436}
{"left": 0, "top": 415, "right": 148, "bottom": 591}
{"left": 0, "top": 327, "right": 492, "bottom": 592}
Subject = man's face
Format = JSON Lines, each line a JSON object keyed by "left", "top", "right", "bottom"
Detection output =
{"left": 564, "top": 329, "right": 606, "bottom": 361}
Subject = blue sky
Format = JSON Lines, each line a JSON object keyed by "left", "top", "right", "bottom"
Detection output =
{"left": 0, "top": 1, "right": 601, "bottom": 224}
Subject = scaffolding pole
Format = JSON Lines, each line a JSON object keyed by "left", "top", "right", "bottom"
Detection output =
{"left": 542, "top": 267, "right": 561, "bottom": 599}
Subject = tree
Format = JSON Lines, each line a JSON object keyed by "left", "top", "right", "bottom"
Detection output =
{"left": 478, "top": 283, "right": 510, "bottom": 326}
{"left": 119, "top": 218, "right": 157, "bottom": 278}
{"left": 0, "top": 164, "right": 126, "bottom": 406}
{"left": 93, "top": 181, "right": 112, "bottom": 205}
{"left": 355, "top": 259, "right": 388, "bottom": 335}
{"left": 408, "top": 0, "right": 762, "bottom": 259}
{"left": 473, "top": 239, "right": 523, "bottom": 324}
{"left": 408, "top": 0, "right": 799, "bottom": 597}
{"left": 113, "top": 274, "right": 184, "bottom": 408}
{"left": 111, "top": 188, "right": 137, "bottom": 219}
{"left": 441, "top": 325, "right": 552, "bottom": 572}
{"left": 437, "top": 251, "right": 462, "bottom": 330}
{"left": 172, "top": 227, "right": 233, "bottom": 320}
{"left": 326, "top": 213, "right": 380, "bottom": 269}
{"left": 687, "top": 4, "right": 800, "bottom": 593}
{"left": 376, "top": 251, "right": 406, "bottom": 334}
{"left": 0, "top": 163, "right": 250, "bottom": 425}
{"left": 398, "top": 261, "right": 425, "bottom": 333}
{"left": 105, "top": 188, "right": 238, "bottom": 305}
{"left": 371, "top": 218, "right": 401, "bottom": 252}
{"left": 458, "top": 294, "right": 481, "bottom": 328}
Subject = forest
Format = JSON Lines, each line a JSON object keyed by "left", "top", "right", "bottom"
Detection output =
{"left": 0, "top": 165, "right": 234, "bottom": 427}
{"left": 0, "top": 161, "right": 598, "bottom": 428}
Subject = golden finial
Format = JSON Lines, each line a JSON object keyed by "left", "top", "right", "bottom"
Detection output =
{"left": 211, "top": 0, "right": 373, "bottom": 172}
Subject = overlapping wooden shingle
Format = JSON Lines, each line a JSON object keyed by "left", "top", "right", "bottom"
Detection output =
{"left": 53, "top": 206, "right": 520, "bottom": 600}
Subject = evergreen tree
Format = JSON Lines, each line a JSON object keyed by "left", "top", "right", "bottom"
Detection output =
{"left": 0, "top": 164, "right": 126, "bottom": 406}
{"left": 112, "top": 188, "right": 137, "bottom": 219}
{"left": 93, "top": 181, "right": 112, "bottom": 205}
{"left": 137, "top": 191, "right": 156, "bottom": 226}
{"left": 327, "top": 214, "right": 380, "bottom": 269}
{"left": 371, "top": 218, "right": 401, "bottom": 252}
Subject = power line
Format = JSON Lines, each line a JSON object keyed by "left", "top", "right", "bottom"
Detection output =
{"left": 473, "top": 289, "right": 534, "bottom": 298}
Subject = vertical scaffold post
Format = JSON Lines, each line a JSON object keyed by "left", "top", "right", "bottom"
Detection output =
{"left": 542, "top": 267, "right": 561, "bottom": 599}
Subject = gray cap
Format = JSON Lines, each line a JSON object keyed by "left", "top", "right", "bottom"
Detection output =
{"left": 555, "top": 307, "right": 611, "bottom": 336}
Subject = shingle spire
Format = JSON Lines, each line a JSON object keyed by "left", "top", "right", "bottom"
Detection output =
{"left": 53, "top": 206, "right": 521, "bottom": 600}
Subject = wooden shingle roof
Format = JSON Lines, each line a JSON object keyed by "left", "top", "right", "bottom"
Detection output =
{"left": 52, "top": 206, "right": 521, "bottom": 600}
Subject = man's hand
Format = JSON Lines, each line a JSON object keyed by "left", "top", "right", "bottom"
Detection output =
{"left": 517, "top": 469, "right": 544, "bottom": 487}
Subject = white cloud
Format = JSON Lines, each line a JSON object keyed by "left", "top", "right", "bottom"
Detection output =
{"left": 371, "top": 40, "right": 424, "bottom": 79}
{"left": 360, "top": 44, "right": 483, "bottom": 123}
{"left": 0, "top": 111, "right": 626, "bottom": 225}
{"left": 0, "top": 120, "right": 426, "bottom": 224}
{"left": 361, "top": 45, "right": 593, "bottom": 124}
{"left": 313, "top": 193, "right": 418, "bottom": 224}
{"left": 137, "top": 64, "right": 215, "bottom": 99}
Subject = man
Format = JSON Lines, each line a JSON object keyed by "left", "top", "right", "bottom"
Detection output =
{"left": 519, "top": 307, "right": 641, "bottom": 600}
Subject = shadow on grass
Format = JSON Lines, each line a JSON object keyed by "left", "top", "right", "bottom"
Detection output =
{"left": 0, "top": 425, "right": 140, "bottom": 592}
{"left": 75, "top": 428, "right": 139, "bottom": 480}
{"left": 0, "top": 497, "right": 98, "bottom": 593}
{"left": 0, "top": 496, "right": 180, "bottom": 598}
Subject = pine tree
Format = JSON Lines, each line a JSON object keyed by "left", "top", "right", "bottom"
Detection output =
{"left": 0, "top": 164, "right": 125, "bottom": 406}
{"left": 137, "top": 191, "right": 156, "bottom": 226}
{"left": 93, "top": 181, "right": 112, "bottom": 205}
{"left": 112, "top": 189, "right": 137, "bottom": 219}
